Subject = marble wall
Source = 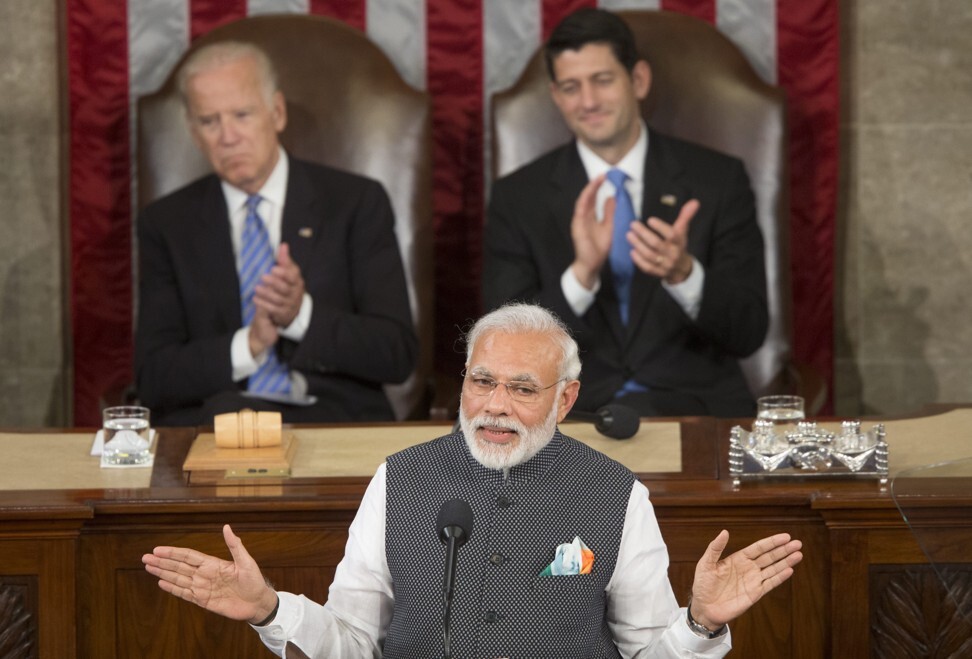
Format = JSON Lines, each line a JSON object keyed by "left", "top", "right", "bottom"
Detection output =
{"left": 0, "top": 2, "right": 968, "bottom": 426}
{"left": 0, "top": 0, "right": 67, "bottom": 427}
{"left": 835, "top": 0, "right": 972, "bottom": 415}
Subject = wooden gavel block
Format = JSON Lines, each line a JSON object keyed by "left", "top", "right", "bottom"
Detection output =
{"left": 214, "top": 409, "right": 282, "bottom": 449}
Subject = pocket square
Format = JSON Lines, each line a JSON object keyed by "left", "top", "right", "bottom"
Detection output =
{"left": 539, "top": 536, "right": 594, "bottom": 576}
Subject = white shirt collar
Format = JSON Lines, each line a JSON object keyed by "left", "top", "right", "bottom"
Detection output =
{"left": 575, "top": 120, "right": 649, "bottom": 184}
{"left": 220, "top": 145, "right": 289, "bottom": 213}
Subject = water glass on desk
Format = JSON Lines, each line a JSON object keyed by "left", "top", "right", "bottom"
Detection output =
{"left": 102, "top": 406, "right": 152, "bottom": 465}
{"left": 756, "top": 395, "right": 805, "bottom": 438}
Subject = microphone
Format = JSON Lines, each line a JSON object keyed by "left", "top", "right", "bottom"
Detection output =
{"left": 437, "top": 498, "right": 474, "bottom": 659}
{"left": 567, "top": 403, "right": 640, "bottom": 439}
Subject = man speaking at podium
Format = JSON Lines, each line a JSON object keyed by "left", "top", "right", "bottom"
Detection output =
{"left": 143, "top": 303, "right": 802, "bottom": 658}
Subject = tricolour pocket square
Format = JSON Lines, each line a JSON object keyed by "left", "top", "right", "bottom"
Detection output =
{"left": 539, "top": 536, "right": 594, "bottom": 576}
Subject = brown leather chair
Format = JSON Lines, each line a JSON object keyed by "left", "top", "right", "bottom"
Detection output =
{"left": 491, "top": 10, "right": 825, "bottom": 413}
{"left": 137, "top": 14, "right": 434, "bottom": 420}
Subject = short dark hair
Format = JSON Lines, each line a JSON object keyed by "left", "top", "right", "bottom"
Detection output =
{"left": 544, "top": 8, "right": 640, "bottom": 81}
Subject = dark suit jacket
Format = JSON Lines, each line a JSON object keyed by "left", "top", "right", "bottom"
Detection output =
{"left": 483, "top": 129, "right": 767, "bottom": 416}
{"left": 135, "top": 156, "right": 417, "bottom": 424}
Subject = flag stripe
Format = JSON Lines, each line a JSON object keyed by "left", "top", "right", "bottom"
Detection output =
{"left": 600, "top": 0, "right": 662, "bottom": 11}
{"left": 367, "top": 0, "right": 427, "bottom": 90}
{"left": 777, "top": 0, "right": 839, "bottom": 396}
{"left": 425, "top": 0, "right": 486, "bottom": 376}
{"left": 542, "top": 0, "right": 596, "bottom": 40}
{"left": 190, "top": 0, "right": 246, "bottom": 41}
{"left": 483, "top": 2, "right": 541, "bottom": 106}
{"left": 716, "top": 0, "right": 776, "bottom": 83}
{"left": 250, "top": 0, "right": 308, "bottom": 16}
{"left": 68, "top": 0, "right": 135, "bottom": 424}
{"left": 483, "top": 0, "right": 541, "bottom": 190}
{"left": 129, "top": 0, "right": 189, "bottom": 98}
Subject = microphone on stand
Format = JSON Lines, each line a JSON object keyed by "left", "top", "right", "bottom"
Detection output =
{"left": 566, "top": 403, "right": 640, "bottom": 439}
{"left": 437, "top": 498, "right": 474, "bottom": 659}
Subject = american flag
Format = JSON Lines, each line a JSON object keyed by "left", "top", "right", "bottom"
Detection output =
{"left": 66, "top": 0, "right": 838, "bottom": 425}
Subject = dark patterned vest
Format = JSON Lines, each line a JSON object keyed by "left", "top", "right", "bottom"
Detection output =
{"left": 383, "top": 430, "right": 635, "bottom": 658}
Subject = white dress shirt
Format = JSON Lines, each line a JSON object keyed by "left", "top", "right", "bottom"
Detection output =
{"left": 561, "top": 122, "right": 705, "bottom": 320}
{"left": 253, "top": 461, "right": 731, "bottom": 658}
{"left": 222, "top": 148, "right": 312, "bottom": 390}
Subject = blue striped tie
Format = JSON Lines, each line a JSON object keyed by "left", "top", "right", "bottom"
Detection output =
{"left": 606, "top": 168, "right": 636, "bottom": 324}
{"left": 240, "top": 195, "right": 291, "bottom": 394}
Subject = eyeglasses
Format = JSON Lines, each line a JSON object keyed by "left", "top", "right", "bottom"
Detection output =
{"left": 462, "top": 370, "right": 565, "bottom": 404}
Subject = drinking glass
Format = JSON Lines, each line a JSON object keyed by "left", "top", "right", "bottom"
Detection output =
{"left": 756, "top": 395, "right": 805, "bottom": 423}
{"left": 102, "top": 406, "right": 152, "bottom": 465}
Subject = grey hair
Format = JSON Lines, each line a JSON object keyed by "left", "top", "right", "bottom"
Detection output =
{"left": 177, "top": 41, "right": 279, "bottom": 107}
{"left": 465, "top": 303, "right": 582, "bottom": 381}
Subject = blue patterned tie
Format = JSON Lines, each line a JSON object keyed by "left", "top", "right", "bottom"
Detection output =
{"left": 606, "top": 168, "right": 636, "bottom": 324}
{"left": 240, "top": 194, "right": 291, "bottom": 394}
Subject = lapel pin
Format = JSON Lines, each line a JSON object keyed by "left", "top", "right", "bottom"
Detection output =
{"left": 298, "top": 227, "right": 313, "bottom": 238}
{"left": 660, "top": 194, "right": 677, "bottom": 207}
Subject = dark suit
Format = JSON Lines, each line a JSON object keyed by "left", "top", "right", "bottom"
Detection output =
{"left": 484, "top": 129, "right": 767, "bottom": 416}
{"left": 135, "top": 156, "right": 417, "bottom": 425}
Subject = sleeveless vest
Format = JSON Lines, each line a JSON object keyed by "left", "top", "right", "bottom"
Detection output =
{"left": 383, "top": 430, "right": 635, "bottom": 658}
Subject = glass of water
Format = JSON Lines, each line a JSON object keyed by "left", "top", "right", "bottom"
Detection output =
{"left": 756, "top": 395, "right": 805, "bottom": 439}
{"left": 102, "top": 406, "right": 152, "bottom": 465}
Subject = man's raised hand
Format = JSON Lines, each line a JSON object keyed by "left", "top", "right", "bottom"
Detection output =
{"left": 688, "top": 530, "right": 803, "bottom": 631}
{"left": 142, "top": 524, "right": 279, "bottom": 625}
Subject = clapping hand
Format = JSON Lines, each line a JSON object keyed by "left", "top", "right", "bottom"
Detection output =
{"left": 629, "top": 199, "right": 699, "bottom": 284}
{"left": 569, "top": 173, "right": 615, "bottom": 290}
{"left": 247, "top": 307, "right": 279, "bottom": 358}
{"left": 255, "top": 242, "right": 306, "bottom": 328}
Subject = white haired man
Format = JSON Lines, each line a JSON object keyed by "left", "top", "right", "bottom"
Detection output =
{"left": 135, "top": 41, "right": 416, "bottom": 426}
{"left": 143, "top": 303, "right": 802, "bottom": 657}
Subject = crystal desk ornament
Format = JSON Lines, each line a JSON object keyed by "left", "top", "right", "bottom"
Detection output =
{"left": 729, "top": 418, "right": 888, "bottom": 487}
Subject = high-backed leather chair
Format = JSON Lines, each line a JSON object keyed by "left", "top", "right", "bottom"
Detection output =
{"left": 491, "top": 10, "right": 825, "bottom": 411}
{"left": 137, "top": 15, "right": 433, "bottom": 420}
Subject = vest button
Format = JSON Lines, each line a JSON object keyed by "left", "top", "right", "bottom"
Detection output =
{"left": 489, "top": 552, "right": 505, "bottom": 565}
{"left": 485, "top": 610, "right": 500, "bottom": 623}
{"left": 496, "top": 495, "right": 511, "bottom": 508}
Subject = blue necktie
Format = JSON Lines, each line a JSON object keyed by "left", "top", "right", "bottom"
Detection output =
{"left": 606, "top": 168, "right": 636, "bottom": 324}
{"left": 240, "top": 195, "right": 291, "bottom": 394}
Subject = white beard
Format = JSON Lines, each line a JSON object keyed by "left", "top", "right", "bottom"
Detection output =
{"left": 458, "top": 397, "right": 559, "bottom": 470}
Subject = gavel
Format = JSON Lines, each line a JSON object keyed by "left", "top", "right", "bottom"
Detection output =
{"left": 213, "top": 409, "right": 282, "bottom": 449}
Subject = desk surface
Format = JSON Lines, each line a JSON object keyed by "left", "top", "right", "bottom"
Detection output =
{"left": 6, "top": 408, "right": 968, "bottom": 512}
{"left": 0, "top": 417, "right": 714, "bottom": 516}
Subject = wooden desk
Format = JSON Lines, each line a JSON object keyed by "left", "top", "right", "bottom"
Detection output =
{"left": 0, "top": 418, "right": 969, "bottom": 658}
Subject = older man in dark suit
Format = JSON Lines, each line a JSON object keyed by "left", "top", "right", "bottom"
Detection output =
{"left": 483, "top": 8, "right": 768, "bottom": 418}
{"left": 135, "top": 41, "right": 416, "bottom": 425}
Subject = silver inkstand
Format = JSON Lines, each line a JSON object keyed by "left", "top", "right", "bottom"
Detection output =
{"left": 728, "top": 396, "right": 889, "bottom": 487}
